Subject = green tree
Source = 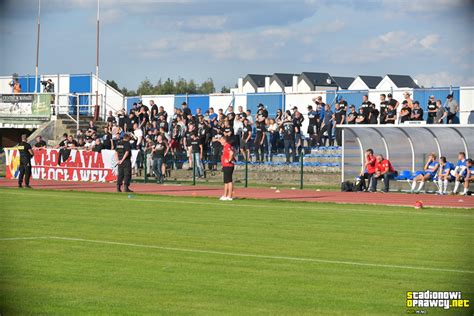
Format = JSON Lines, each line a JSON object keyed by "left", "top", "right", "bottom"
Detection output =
{"left": 136, "top": 78, "right": 155, "bottom": 96}
{"left": 220, "top": 86, "right": 231, "bottom": 93}
{"left": 160, "top": 78, "right": 175, "bottom": 95}
{"left": 199, "top": 78, "right": 215, "bottom": 94}
{"left": 106, "top": 80, "right": 121, "bottom": 93}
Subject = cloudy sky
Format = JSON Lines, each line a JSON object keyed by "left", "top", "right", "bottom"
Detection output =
{"left": 1, "top": 0, "right": 473, "bottom": 90}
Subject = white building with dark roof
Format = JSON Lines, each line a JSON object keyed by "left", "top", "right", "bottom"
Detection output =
{"left": 348, "top": 75, "right": 383, "bottom": 90}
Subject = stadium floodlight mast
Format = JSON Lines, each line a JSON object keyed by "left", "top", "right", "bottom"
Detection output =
{"left": 34, "top": 0, "right": 41, "bottom": 94}
{"left": 94, "top": 0, "right": 100, "bottom": 121}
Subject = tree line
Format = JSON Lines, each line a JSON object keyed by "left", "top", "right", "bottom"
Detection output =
{"left": 106, "top": 78, "right": 231, "bottom": 96}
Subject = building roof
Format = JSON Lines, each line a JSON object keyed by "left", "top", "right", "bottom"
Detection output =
{"left": 271, "top": 73, "right": 296, "bottom": 87}
{"left": 299, "top": 72, "right": 338, "bottom": 88}
{"left": 332, "top": 76, "right": 355, "bottom": 89}
{"left": 386, "top": 74, "right": 420, "bottom": 88}
{"left": 358, "top": 75, "right": 383, "bottom": 89}
{"left": 243, "top": 74, "right": 268, "bottom": 88}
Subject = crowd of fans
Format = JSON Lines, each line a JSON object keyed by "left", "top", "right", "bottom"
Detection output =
{"left": 358, "top": 150, "right": 473, "bottom": 195}
{"left": 31, "top": 92, "right": 461, "bottom": 184}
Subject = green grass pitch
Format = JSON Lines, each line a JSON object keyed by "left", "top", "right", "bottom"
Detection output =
{"left": 0, "top": 187, "right": 473, "bottom": 315}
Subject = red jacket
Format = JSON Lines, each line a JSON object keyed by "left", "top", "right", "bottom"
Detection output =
{"left": 221, "top": 143, "right": 234, "bottom": 167}
{"left": 376, "top": 159, "right": 395, "bottom": 174}
{"left": 366, "top": 155, "right": 376, "bottom": 174}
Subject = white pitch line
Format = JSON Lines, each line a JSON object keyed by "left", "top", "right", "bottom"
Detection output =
{"left": 1, "top": 236, "right": 472, "bottom": 274}
{"left": 2, "top": 189, "right": 473, "bottom": 218}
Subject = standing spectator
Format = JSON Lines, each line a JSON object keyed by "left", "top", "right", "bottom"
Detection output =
{"left": 360, "top": 95, "right": 371, "bottom": 124}
{"left": 387, "top": 93, "right": 399, "bottom": 111}
{"left": 12, "top": 78, "right": 22, "bottom": 94}
{"left": 435, "top": 100, "right": 447, "bottom": 124}
{"left": 379, "top": 94, "right": 388, "bottom": 124}
{"left": 34, "top": 135, "right": 47, "bottom": 148}
{"left": 445, "top": 94, "right": 459, "bottom": 124}
{"left": 403, "top": 91, "right": 414, "bottom": 109}
{"left": 181, "top": 102, "right": 191, "bottom": 118}
{"left": 307, "top": 105, "right": 319, "bottom": 146}
{"left": 115, "top": 134, "right": 133, "bottom": 192}
{"left": 370, "top": 155, "right": 397, "bottom": 192}
{"left": 152, "top": 134, "right": 168, "bottom": 183}
{"left": 292, "top": 110, "right": 304, "bottom": 153}
{"left": 240, "top": 119, "right": 252, "bottom": 161}
{"left": 355, "top": 108, "right": 366, "bottom": 124}
{"left": 316, "top": 104, "right": 334, "bottom": 146}
{"left": 333, "top": 103, "right": 345, "bottom": 146}
{"left": 254, "top": 104, "right": 267, "bottom": 162}
{"left": 220, "top": 136, "right": 235, "bottom": 201}
{"left": 346, "top": 105, "right": 357, "bottom": 124}
{"left": 411, "top": 101, "right": 424, "bottom": 121}
{"left": 369, "top": 103, "right": 379, "bottom": 124}
{"left": 399, "top": 101, "right": 411, "bottom": 123}
{"left": 17, "top": 134, "right": 33, "bottom": 188}
{"left": 106, "top": 111, "right": 116, "bottom": 124}
{"left": 282, "top": 112, "right": 296, "bottom": 163}
{"left": 426, "top": 95, "right": 437, "bottom": 124}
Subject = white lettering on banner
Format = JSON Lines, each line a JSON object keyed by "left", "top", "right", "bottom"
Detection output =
{"left": 4, "top": 148, "right": 138, "bottom": 183}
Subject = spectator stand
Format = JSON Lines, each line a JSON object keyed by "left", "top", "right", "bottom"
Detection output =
{"left": 340, "top": 125, "right": 473, "bottom": 192}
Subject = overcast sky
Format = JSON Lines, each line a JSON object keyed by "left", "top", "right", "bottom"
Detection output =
{"left": 1, "top": 0, "right": 473, "bottom": 90}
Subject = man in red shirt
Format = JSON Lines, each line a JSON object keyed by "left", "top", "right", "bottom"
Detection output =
{"left": 360, "top": 149, "right": 376, "bottom": 191}
{"left": 220, "top": 136, "right": 235, "bottom": 201}
{"left": 370, "top": 155, "right": 397, "bottom": 192}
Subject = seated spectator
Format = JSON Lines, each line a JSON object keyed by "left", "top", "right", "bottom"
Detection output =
{"left": 461, "top": 159, "right": 474, "bottom": 195}
{"left": 86, "top": 120, "right": 97, "bottom": 137}
{"left": 399, "top": 101, "right": 411, "bottom": 123}
{"left": 411, "top": 101, "right": 424, "bottom": 121}
{"left": 410, "top": 153, "right": 439, "bottom": 193}
{"left": 452, "top": 152, "right": 467, "bottom": 194}
{"left": 437, "top": 156, "right": 454, "bottom": 195}
{"left": 359, "top": 149, "right": 376, "bottom": 191}
{"left": 34, "top": 135, "right": 47, "bottom": 148}
{"left": 370, "top": 155, "right": 397, "bottom": 192}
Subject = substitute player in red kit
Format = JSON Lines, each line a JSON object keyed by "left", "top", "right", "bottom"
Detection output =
{"left": 370, "top": 154, "right": 397, "bottom": 192}
{"left": 220, "top": 136, "right": 235, "bottom": 201}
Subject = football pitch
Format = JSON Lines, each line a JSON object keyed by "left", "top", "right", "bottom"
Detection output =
{"left": 0, "top": 187, "right": 472, "bottom": 315}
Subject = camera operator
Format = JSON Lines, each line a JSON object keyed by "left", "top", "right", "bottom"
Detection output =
{"left": 41, "top": 79, "right": 55, "bottom": 93}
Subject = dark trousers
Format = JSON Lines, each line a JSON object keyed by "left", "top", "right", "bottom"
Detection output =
{"left": 361, "top": 172, "right": 374, "bottom": 191}
{"left": 284, "top": 139, "right": 296, "bottom": 163}
{"left": 153, "top": 157, "right": 163, "bottom": 182}
{"left": 18, "top": 162, "right": 32, "bottom": 186}
{"left": 371, "top": 171, "right": 397, "bottom": 192}
{"left": 254, "top": 134, "right": 265, "bottom": 162}
{"left": 447, "top": 113, "right": 457, "bottom": 124}
{"left": 335, "top": 127, "right": 342, "bottom": 146}
{"left": 210, "top": 142, "right": 222, "bottom": 170}
{"left": 316, "top": 124, "right": 333, "bottom": 146}
{"left": 117, "top": 160, "right": 132, "bottom": 188}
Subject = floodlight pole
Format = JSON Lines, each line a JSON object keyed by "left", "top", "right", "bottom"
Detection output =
{"left": 94, "top": 0, "right": 100, "bottom": 121}
{"left": 34, "top": 0, "right": 41, "bottom": 94}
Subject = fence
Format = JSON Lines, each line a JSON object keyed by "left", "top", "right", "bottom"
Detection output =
{"left": 135, "top": 143, "right": 341, "bottom": 190}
